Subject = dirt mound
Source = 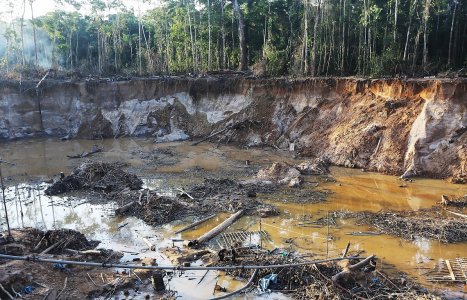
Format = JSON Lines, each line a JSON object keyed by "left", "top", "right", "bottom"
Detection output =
{"left": 118, "top": 193, "right": 191, "bottom": 226}
{"left": 45, "top": 162, "right": 143, "bottom": 195}
{"left": 295, "top": 157, "right": 330, "bottom": 175}
{"left": 26, "top": 228, "right": 99, "bottom": 254}
{"left": 256, "top": 162, "right": 303, "bottom": 187}
{"left": 336, "top": 209, "right": 467, "bottom": 243}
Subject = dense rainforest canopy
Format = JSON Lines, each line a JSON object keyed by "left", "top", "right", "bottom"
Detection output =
{"left": 0, "top": 0, "right": 466, "bottom": 77}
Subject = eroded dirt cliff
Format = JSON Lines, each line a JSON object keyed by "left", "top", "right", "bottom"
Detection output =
{"left": 0, "top": 76, "right": 465, "bottom": 180}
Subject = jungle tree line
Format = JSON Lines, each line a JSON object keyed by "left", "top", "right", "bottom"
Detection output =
{"left": 0, "top": 0, "right": 466, "bottom": 77}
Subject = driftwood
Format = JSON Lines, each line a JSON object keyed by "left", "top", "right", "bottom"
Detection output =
{"left": 64, "top": 249, "right": 102, "bottom": 256}
{"left": 115, "top": 201, "right": 140, "bottom": 215}
{"left": 331, "top": 255, "right": 376, "bottom": 283}
{"left": 40, "top": 241, "right": 62, "bottom": 255}
{"left": 175, "top": 214, "right": 217, "bottom": 234}
{"left": 67, "top": 148, "right": 102, "bottom": 159}
{"left": 0, "top": 283, "right": 14, "bottom": 300}
{"left": 55, "top": 277, "right": 68, "bottom": 300}
{"left": 189, "top": 210, "right": 244, "bottom": 246}
{"left": 444, "top": 209, "right": 467, "bottom": 219}
{"left": 176, "top": 188, "right": 194, "bottom": 199}
{"left": 33, "top": 235, "right": 46, "bottom": 251}
{"left": 142, "top": 237, "right": 156, "bottom": 251}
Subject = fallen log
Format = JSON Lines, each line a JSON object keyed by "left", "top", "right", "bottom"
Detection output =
{"left": 67, "top": 148, "right": 102, "bottom": 159}
{"left": 189, "top": 210, "right": 244, "bottom": 246}
{"left": 332, "top": 254, "right": 376, "bottom": 283}
{"left": 142, "top": 237, "right": 156, "bottom": 251}
{"left": 115, "top": 201, "right": 140, "bottom": 215}
{"left": 40, "top": 241, "right": 62, "bottom": 255}
{"left": 64, "top": 249, "right": 102, "bottom": 256}
{"left": 175, "top": 214, "right": 217, "bottom": 234}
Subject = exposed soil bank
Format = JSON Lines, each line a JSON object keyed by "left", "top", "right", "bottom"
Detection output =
{"left": 0, "top": 76, "right": 465, "bottom": 180}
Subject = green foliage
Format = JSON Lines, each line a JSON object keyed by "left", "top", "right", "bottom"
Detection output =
{"left": 0, "top": 0, "right": 465, "bottom": 76}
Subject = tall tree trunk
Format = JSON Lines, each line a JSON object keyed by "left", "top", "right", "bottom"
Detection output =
{"left": 303, "top": 0, "right": 309, "bottom": 74}
{"left": 310, "top": 0, "right": 321, "bottom": 76}
{"left": 221, "top": 0, "right": 226, "bottom": 69}
{"left": 208, "top": 0, "right": 212, "bottom": 70}
{"left": 403, "top": 0, "right": 417, "bottom": 61}
{"left": 448, "top": 2, "right": 457, "bottom": 65}
{"left": 232, "top": 0, "right": 247, "bottom": 70}
{"left": 422, "top": 0, "right": 431, "bottom": 68}
{"left": 21, "top": 0, "right": 26, "bottom": 67}
{"left": 138, "top": 15, "right": 142, "bottom": 75}
{"left": 30, "top": 0, "right": 38, "bottom": 67}
{"left": 394, "top": 0, "right": 398, "bottom": 43}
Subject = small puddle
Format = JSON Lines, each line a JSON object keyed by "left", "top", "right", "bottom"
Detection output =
{"left": 1, "top": 137, "right": 466, "bottom": 298}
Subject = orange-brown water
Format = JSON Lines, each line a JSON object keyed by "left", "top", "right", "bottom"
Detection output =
{"left": 1, "top": 138, "right": 466, "bottom": 299}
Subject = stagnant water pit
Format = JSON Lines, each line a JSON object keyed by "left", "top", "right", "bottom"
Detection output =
{"left": 0, "top": 138, "right": 466, "bottom": 299}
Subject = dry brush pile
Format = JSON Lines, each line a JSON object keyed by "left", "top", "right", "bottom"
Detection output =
{"left": 212, "top": 248, "right": 439, "bottom": 300}
{"left": 334, "top": 208, "right": 467, "bottom": 243}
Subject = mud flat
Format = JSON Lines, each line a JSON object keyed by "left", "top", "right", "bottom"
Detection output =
{"left": 0, "top": 138, "right": 466, "bottom": 299}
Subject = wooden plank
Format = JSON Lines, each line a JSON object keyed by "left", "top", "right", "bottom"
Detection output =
{"left": 445, "top": 259, "right": 456, "bottom": 281}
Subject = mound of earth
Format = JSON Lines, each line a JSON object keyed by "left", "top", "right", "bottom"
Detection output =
{"left": 45, "top": 162, "right": 143, "bottom": 195}
{"left": 295, "top": 157, "right": 330, "bottom": 175}
{"left": 256, "top": 162, "right": 303, "bottom": 187}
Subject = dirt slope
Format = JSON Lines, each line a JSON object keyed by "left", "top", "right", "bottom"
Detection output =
{"left": 0, "top": 76, "right": 465, "bottom": 180}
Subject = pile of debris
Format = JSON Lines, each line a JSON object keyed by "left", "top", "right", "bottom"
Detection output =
{"left": 45, "top": 162, "right": 143, "bottom": 195}
{"left": 295, "top": 157, "right": 330, "bottom": 175}
{"left": 256, "top": 158, "right": 330, "bottom": 188}
{"left": 0, "top": 229, "right": 136, "bottom": 300}
{"left": 186, "top": 178, "right": 279, "bottom": 217}
{"left": 334, "top": 208, "right": 467, "bottom": 243}
{"left": 440, "top": 194, "right": 467, "bottom": 208}
{"left": 115, "top": 190, "right": 192, "bottom": 226}
{"left": 257, "top": 162, "right": 304, "bottom": 187}
{"left": 212, "top": 248, "right": 439, "bottom": 299}
{"left": 0, "top": 228, "right": 100, "bottom": 258}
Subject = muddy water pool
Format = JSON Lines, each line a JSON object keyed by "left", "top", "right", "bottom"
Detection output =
{"left": 0, "top": 138, "right": 466, "bottom": 299}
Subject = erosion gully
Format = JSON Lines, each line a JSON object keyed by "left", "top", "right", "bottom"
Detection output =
{"left": 0, "top": 137, "right": 466, "bottom": 299}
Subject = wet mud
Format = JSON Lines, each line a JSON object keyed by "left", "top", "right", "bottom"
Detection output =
{"left": 0, "top": 138, "right": 466, "bottom": 299}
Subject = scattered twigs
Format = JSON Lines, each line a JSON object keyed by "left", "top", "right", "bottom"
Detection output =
{"left": 55, "top": 277, "right": 67, "bottom": 300}
{"left": 175, "top": 214, "right": 217, "bottom": 234}
{"left": 0, "top": 283, "right": 14, "bottom": 300}
{"left": 197, "top": 270, "right": 210, "bottom": 285}
{"left": 342, "top": 242, "right": 350, "bottom": 258}
{"left": 67, "top": 147, "right": 102, "bottom": 159}
{"left": 176, "top": 188, "right": 194, "bottom": 200}
{"left": 87, "top": 273, "right": 99, "bottom": 287}
{"left": 209, "top": 269, "right": 258, "bottom": 300}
